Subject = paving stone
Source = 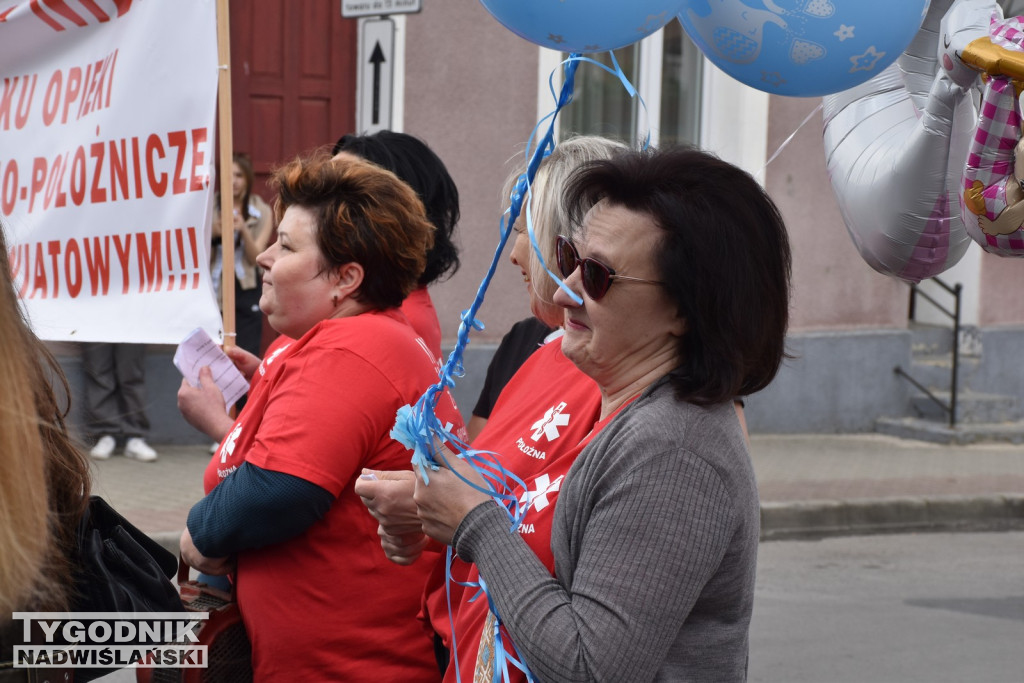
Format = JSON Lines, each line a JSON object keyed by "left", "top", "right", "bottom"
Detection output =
{"left": 91, "top": 435, "right": 1024, "bottom": 543}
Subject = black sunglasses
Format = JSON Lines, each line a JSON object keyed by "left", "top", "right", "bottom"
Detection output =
{"left": 555, "top": 235, "right": 664, "bottom": 300}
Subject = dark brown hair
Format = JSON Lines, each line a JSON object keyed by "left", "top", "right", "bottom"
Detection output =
{"left": 272, "top": 151, "right": 435, "bottom": 310}
{"left": 563, "top": 146, "right": 792, "bottom": 405}
{"left": 333, "top": 131, "right": 460, "bottom": 286}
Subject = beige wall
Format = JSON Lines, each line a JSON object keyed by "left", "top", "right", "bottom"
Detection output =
{"left": 404, "top": 3, "right": 540, "bottom": 346}
{"left": 979, "top": 251, "right": 1024, "bottom": 326}
{"left": 765, "top": 96, "right": 909, "bottom": 333}
{"left": 404, "top": 8, "right": 1024, "bottom": 345}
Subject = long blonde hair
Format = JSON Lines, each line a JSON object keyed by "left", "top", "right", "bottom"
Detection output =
{"left": 502, "top": 136, "right": 629, "bottom": 316}
{"left": 0, "top": 224, "right": 90, "bottom": 614}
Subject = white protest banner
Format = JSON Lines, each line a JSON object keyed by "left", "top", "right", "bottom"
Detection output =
{"left": 0, "top": 0, "right": 223, "bottom": 343}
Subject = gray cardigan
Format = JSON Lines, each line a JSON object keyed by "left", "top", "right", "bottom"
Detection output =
{"left": 454, "top": 377, "right": 759, "bottom": 682}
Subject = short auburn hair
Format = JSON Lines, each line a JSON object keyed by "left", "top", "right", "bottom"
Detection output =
{"left": 271, "top": 151, "right": 435, "bottom": 310}
{"left": 563, "top": 146, "right": 792, "bottom": 405}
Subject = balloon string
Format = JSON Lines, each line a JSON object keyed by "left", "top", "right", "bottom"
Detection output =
{"left": 398, "top": 52, "right": 645, "bottom": 455}
{"left": 397, "top": 54, "right": 580, "bottom": 486}
{"left": 406, "top": 54, "right": 579, "bottom": 683}
{"left": 759, "top": 102, "right": 823, "bottom": 179}
{"left": 397, "top": 50, "right": 643, "bottom": 683}
{"left": 445, "top": 546, "right": 488, "bottom": 683}
{"left": 524, "top": 52, "right": 649, "bottom": 307}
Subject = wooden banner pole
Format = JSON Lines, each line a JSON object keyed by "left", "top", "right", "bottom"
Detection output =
{"left": 216, "top": 0, "right": 236, "bottom": 351}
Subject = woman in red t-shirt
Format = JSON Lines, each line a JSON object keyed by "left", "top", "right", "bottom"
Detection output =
{"left": 177, "top": 152, "right": 466, "bottom": 681}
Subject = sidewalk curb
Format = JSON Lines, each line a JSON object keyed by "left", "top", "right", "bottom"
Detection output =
{"left": 147, "top": 495, "right": 1024, "bottom": 553}
{"left": 760, "top": 493, "right": 1024, "bottom": 540}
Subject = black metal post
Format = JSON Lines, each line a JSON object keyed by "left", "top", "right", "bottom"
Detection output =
{"left": 896, "top": 277, "right": 963, "bottom": 428}
{"left": 950, "top": 284, "right": 962, "bottom": 428}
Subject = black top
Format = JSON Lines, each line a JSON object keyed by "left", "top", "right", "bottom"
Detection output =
{"left": 472, "top": 317, "right": 555, "bottom": 419}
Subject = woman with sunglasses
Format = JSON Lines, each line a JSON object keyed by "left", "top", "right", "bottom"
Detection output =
{"left": 414, "top": 146, "right": 791, "bottom": 682}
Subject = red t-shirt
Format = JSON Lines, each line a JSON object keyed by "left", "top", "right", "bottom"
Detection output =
{"left": 458, "top": 405, "right": 626, "bottom": 683}
{"left": 418, "top": 339, "right": 603, "bottom": 680}
{"left": 400, "top": 285, "right": 442, "bottom": 361}
{"left": 204, "top": 309, "right": 466, "bottom": 682}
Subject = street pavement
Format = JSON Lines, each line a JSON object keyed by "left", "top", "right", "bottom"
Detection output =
{"left": 750, "top": 531, "right": 1024, "bottom": 683}
{"left": 86, "top": 432, "right": 1024, "bottom": 553}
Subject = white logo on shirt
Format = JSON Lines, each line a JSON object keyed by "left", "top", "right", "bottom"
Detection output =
{"left": 518, "top": 473, "right": 564, "bottom": 513}
{"left": 220, "top": 423, "right": 243, "bottom": 464}
{"left": 413, "top": 336, "right": 442, "bottom": 372}
{"left": 258, "top": 343, "right": 290, "bottom": 376}
{"left": 530, "top": 402, "right": 570, "bottom": 442}
{"left": 515, "top": 438, "right": 547, "bottom": 460}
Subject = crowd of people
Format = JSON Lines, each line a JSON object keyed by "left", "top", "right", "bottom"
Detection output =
{"left": 1, "top": 130, "right": 792, "bottom": 682}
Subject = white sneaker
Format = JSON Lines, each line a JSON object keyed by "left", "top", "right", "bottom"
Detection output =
{"left": 89, "top": 435, "right": 116, "bottom": 460}
{"left": 124, "top": 437, "right": 158, "bottom": 462}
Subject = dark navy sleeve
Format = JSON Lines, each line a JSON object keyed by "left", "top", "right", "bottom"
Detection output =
{"left": 187, "top": 462, "right": 334, "bottom": 557}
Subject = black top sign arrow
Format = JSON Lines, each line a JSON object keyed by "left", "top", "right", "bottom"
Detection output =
{"left": 369, "top": 41, "right": 385, "bottom": 125}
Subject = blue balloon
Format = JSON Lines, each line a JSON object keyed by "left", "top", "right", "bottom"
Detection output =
{"left": 478, "top": 0, "right": 690, "bottom": 53}
{"left": 678, "top": 0, "right": 930, "bottom": 97}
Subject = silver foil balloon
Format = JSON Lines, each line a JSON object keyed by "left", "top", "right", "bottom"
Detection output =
{"left": 822, "top": 0, "right": 998, "bottom": 283}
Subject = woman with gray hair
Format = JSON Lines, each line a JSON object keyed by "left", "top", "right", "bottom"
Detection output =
{"left": 469, "top": 135, "right": 631, "bottom": 439}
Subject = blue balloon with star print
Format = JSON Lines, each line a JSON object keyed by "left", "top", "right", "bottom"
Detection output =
{"left": 478, "top": 0, "right": 690, "bottom": 53}
{"left": 678, "top": 0, "right": 930, "bottom": 97}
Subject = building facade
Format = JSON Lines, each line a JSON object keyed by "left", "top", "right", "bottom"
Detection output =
{"left": 398, "top": 2, "right": 1024, "bottom": 434}
{"left": 56, "top": 1, "right": 1024, "bottom": 442}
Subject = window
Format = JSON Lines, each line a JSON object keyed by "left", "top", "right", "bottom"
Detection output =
{"left": 558, "top": 20, "right": 703, "bottom": 147}
{"left": 562, "top": 45, "right": 640, "bottom": 140}
{"left": 999, "top": 1, "right": 1024, "bottom": 16}
{"left": 657, "top": 20, "right": 703, "bottom": 147}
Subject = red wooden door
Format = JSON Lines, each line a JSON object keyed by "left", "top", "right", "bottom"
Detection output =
{"left": 227, "top": 1, "right": 357, "bottom": 352}
{"left": 230, "top": 0, "right": 357, "bottom": 201}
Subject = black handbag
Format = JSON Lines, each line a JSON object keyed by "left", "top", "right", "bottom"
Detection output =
{"left": 71, "top": 496, "right": 184, "bottom": 614}
{"left": 69, "top": 496, "right": 185, "bottom": 683}
{"left": 2, "top": 497, "right": 182, "bottom": 683}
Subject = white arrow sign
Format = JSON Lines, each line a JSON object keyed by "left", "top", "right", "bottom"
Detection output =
{"left": 358, "top": 18, "right": 394, "bottom": 134}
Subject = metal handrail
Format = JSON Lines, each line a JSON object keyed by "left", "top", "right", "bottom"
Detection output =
{"left": 896, "top": 277, "right": 962, "bottom": 428}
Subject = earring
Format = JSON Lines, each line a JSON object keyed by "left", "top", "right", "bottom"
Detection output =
{"left": 332, "top": 295, "right": 339, "bottom": 308}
